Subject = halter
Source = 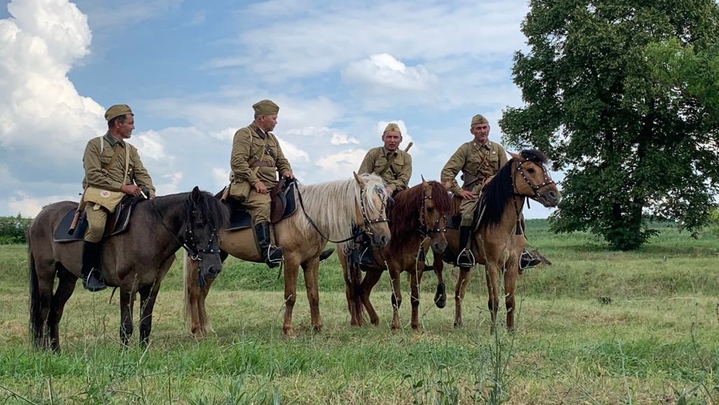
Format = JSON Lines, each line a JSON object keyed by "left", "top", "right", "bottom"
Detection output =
{"left": 417, "top": 194, "right": 447, "bottom": 237}
{"left": 151, "top": 199, "right": 221, "bottom": 261}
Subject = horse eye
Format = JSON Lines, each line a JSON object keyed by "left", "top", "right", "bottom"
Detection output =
{"left": 427, "top": 207, "right": 435, "bottom": 213}
{"left": 527, "top": 168, "right": 536, "bottom": 174}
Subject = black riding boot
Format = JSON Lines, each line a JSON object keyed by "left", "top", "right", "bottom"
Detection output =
{"left": 456, "top": 226, "right": 474, "bottom": 268}
{"left": 520, "top": 249, "right": 542, "bottom": 272}
{"left": 319, "top": 248, "right": 335, "bottom": 262}
{"left": 81, "top": 241, "right": 106, "bottom": 292}
{"left": 358, "top": 238, "right": 374, "bottom": 269}
{"left": 255, "top": 221, "right": 284, "bottom": 268}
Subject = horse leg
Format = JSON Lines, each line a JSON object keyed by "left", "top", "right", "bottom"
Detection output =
{"left": 183, "top": 252, "right": 205, "bottom": 339}
{"left": 29, "top": 255, "right": 55, "bottom": 350}
{"left": 390, "top": 269, "right": 402, "bottom": 331}
{"left": 138, "top": 283, "right": 161, "bottom": 347}
{"left": 301, "top": 256, "right": 322, "bottom": 333}
{"left": 454, "top": 268, "right": 471, "bottom": 328}
{"left": 282, "top": 261, "right": 300, "bottom": 338}
{"left": 359, "top": 269, "right": 383, "bottom": 326}
{"left": 48, "top": 266, "right": 77, "bottom": 352}
{"left": 340, "top": 250, "right": 362, "bottom": 326}
{"left": 433, "top": 255, "right": 446, "bottom": 309}
{"left": 410, "top": 271, "right": 421, "bottom": 330}
{"left": 119, "top": 290, "right": 135, "bottom": 347}
{"left": 485, "top": 263, "right": 501, "bottom": 334}
{"left": 504, "top": 260, "right": 519, "bottom": 332}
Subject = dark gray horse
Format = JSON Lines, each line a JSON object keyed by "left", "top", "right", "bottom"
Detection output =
{"left": 28, "top": 187, "right": 228, "bottom": 351}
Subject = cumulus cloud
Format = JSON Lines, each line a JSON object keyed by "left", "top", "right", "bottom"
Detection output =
{"left": 0, "top": 0, "right": 104, "bottom": 165}
{"left": 314, "top": 149, "right": 367, "bottom": 175}
{"left": 343, "top": 53, "right": 437, "bottom": 91}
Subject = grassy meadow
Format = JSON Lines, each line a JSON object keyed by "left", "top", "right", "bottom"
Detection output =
{"left": 1, "top": 219, "right": 718, "bottom": 404}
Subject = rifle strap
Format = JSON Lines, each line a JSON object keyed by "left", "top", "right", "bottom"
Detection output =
{"left": 377, "top": 151, "right": 398, "bottom": 177}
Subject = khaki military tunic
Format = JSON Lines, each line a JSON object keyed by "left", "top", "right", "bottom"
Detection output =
{"left": 441, "top": 140, "right": 508, "bottom": 226}
{"left": 82, "top": 133, "right": 156, "bottom": 242}
{"left": 229, "top": 123, "right": 292, "bottom": 224}
{"left": 358, "top": 147, "right": 412, "bottom": 194}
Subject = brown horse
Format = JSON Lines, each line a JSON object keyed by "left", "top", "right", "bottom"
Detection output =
{"left": 436, "top": 150, "right": 560, "bottom": 333}
{"left": 339, "top": 179, "right": 453, "bottom": 330}
{"left": 184, "top": 173, "right": 392, "bottom": 339}
{"left": 28, "top": 187, "right": 228, "bottom": 351}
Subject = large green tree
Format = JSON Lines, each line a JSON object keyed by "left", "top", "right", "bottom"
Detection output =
{"left": 500, "top": 0, "right": 719, "bottom": 249}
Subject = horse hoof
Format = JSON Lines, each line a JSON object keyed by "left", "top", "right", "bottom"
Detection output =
{"left": 454, "top": 321, "right": 462, "bottom": 328}
{"left": 283, "top": 329, "right": 297, "bottom": 339}
{"left": 313, "top": 325, "right": 323, "bottom": 333}
{"left": 435, "top": 296, "right": 446, "bottom": 309}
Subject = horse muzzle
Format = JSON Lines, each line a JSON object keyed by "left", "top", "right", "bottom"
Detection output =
{"left": 535, "top": 189, "right": 561, "bottom": 207}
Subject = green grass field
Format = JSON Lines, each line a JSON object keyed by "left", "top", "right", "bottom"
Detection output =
{"left": 1, "top": 220, "right": 718, "bottom": 404}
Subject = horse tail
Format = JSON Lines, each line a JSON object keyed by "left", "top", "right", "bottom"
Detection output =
{"left": 183, "top": 250, "right": 212, "bottom": 335}
{"left": 27, "top": 238, "right": 43, "bottom": 348}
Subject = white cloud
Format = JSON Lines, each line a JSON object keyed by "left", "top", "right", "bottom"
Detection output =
{"left": 343, "top": 53, "right": 437, "bottom": 91}
{"left": 132, "top": 130, "right": 168, "bottom": 160}
{"left": 330, "top": 133, "right": 359, "bottom": 145}
{"left": 4, "top": 191, "right": 76, "bottom": 217}
{"left": 0, "top": 0, "right": 105, "bottom": 165}
{"left": 314, "top": 149, "right": 367, "bottom": 175}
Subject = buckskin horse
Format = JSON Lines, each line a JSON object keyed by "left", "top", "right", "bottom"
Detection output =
{"left": 339, "top": 179, "right": 453, "bottom": 330}
{"left": 436, "top": 150, "right": 560, "bottom": 333}
{"left": 183, "top": 173, "right": 392, "bottom": 339}
{"left": 28, "top": 187, "right": 228, "bottom": 351}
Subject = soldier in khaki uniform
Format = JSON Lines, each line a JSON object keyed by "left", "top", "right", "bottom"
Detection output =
{"left": 81, "top": 104, "right": 156, "bottom": 291}
{"left": 228, "top": 100, "right": 294, "bottom": 268}
{"left": 441, "top": 114, "right": 507, "bottom": 268}
{"left": 358, "top": 123, "right": 412, "bottom": 196}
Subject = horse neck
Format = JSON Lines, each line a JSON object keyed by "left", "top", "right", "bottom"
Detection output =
{"left": 293, "top": 183, "right": 358, "bottom": 241}
{"left": 142, "top": 195, "right": 187, "bottom": 252}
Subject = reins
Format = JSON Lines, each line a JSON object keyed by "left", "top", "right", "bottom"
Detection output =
{"left": 294, "top": 179, "right": 389, "bottom": 244}
{"left": 150, "top": 198, "right": 220, "bottom": 260}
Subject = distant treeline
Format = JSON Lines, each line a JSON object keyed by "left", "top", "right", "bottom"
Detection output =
{"left": 0, "top": 215, "right": 31, "bottom": 244}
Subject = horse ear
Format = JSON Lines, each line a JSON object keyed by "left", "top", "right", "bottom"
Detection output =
{"left": 353, "top": 171, "right": 366, "bottom": 188}
{"left": 508, "top": 151, "right": 522, "bottom": 160}
{"left": 191, "top": 186, "right": 202, "bottom": 202}
{"left": 421, "top": 175, "right": 426, "bottom": 184}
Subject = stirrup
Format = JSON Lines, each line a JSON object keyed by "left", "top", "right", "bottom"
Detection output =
{"left": 266, "top": 245, "right": 284, "bottom": 264}
{"left": 456, "top": 248, "right": 475, "bottom": 268}
{"left": 520, "top": 252, "right": 541, "bottom": 270}
{"left": 82, "top": 268, "right": 107, "bottom": 292}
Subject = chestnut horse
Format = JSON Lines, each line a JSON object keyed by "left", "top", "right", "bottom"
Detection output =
{"left": 436, "top": 150, "right": 560, "bottom": 332}
{"left": 184, "top": 173, "right": 392, "bottom": 338}
{"left": 339, "top": 179, "right": 453, "bottom": 330}
{"left": 28, "top": 187, "right": 227, "bottom": 351}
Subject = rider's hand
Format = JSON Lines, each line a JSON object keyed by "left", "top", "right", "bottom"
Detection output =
{"left": 253, "top": 181, "right": 268, "bottom": 194}
{"left": 120, "top": 184, "right": 142, "bottom": 197}
{"left": 458, "top": 190, "right": 476, "bottom": 200}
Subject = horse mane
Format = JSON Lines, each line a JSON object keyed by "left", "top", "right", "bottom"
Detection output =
{"left": 294, "top": 174, "right": 388, "bottom": 241}
{"left": 391, "top": 181, "right": 453, "bottom": 242}
{"left": 183, "top": 190, "right": 230, "bottom": 232}
{"left": 478, "top": 149, "right": 547, "bottom": 229}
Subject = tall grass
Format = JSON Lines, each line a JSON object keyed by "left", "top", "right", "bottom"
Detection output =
{"left": 1, "top": 220, "right": 717, "bottom": 404}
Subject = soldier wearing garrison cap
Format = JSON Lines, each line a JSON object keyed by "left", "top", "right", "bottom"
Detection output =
{"left": 441, "top": 114, "right": 508, "bottom": 269}
{"left": 228, "top": 99, "right": 294, "bottom": 268}
{"left": 80, "top": 104, "right": 156, "bottom": 291}
{"left": 358, "top": 122, "right": 412, "bottom": 197}
{"left": 354, "top": 122, "right": 412, "bottom": 267}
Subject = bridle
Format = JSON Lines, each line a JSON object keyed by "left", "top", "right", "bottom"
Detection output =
{"left": 418, "top": 193, "right": 447, "bottom": 237}
{"left": 151, "top": 199, "right": 221, "bottom": 261}
{"left": 510, "top": 158, "right": 555, "bottom": 234}
{"left": 514, "top": 159, "right": 555, "bottom": 199}
{"left": 296, "top": 180, "right": 389, "bottom": 244}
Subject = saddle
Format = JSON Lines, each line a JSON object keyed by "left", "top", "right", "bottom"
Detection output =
{"left": 53, "top": 195, "right": 140, "bottom": 243}
{"left": 223, "top": 178, "right": 298, "bottom": 231}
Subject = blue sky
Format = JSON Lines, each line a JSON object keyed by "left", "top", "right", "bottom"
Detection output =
{"left": 0, "top": 0, "right": 562, "bottom": 218}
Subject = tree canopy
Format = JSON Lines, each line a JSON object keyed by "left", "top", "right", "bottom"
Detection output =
{"left": 500, "top": 0, "right": 719, "bottom": 249}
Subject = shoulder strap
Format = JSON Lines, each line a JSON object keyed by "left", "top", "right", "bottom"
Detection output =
{"left": 377, "top": 152, "right": 398, "bottom": 177}
{"left": 122, "top": 145, "right": 130, "bottom": 184}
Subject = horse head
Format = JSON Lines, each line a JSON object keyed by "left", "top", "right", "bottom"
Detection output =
{"left": 353, "top": 172, "right": 391, "bottom": 247}
{"left": 183, "top": 186, "right": 229, "bottom": 279}
{"left": 509, "top": 150, "right": 561, "bottom": 207}
{"left": 419, "top": 177, "right": 452, "bottom": 253}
